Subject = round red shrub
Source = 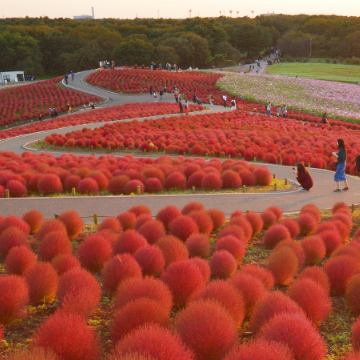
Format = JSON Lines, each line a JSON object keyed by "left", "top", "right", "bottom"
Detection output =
{"left": 38, "top": 231, "right": 72, "bottom": 262}
{"left": 125, "top": 180, "right": 145, "bottom": 194}
{"left": 156, "top": 205, "right": 182, "bottom": 231}
{"left": 170, "top": 215, "right": 199, "bottom": 242}
{"left": 36, "top": 219, "right": 67, "bottom": 242}
{"left": 22, "top": 210, "right": 43, "bottom": 234}
{"left": 134, "top": 245, "right": 165, "bottom": 277}
{"left": 248, "top": 291, "right": 303, "bottom": 334}
{"left": 297, "top": 266, "right": 331, "bottom": 295}
{"left": 138, "top": 220, "right": 166, "bottom": 244}
{"left": 206, "top": 209, "right": 226, "bottom": 230}
{"left": 0, "top": 215, "right": 30, "bottom": 236}
{"left": 111, "top": 298, "right": 169, "bottom": 343}
{"left": 187, "top": 170, "right": 206, "bottom": 189}
{"left": 188, "top": 211, "right": 213, "bottom": 234}
{"left": 210, "top": 250, "right": 237, "bottom": 279}
{"left": 245, "top": 211, "right": 264, "bottom": 235}
{"left": 51, "top": 253, "right": 80, "bottom": 275}
{"left": 318, "top": 230, "right": 342, "bottom": 256}
{"left": 332, "top": 202, "right": 350, "bottom": 215}
{"left": 182, "top": 202, "right": 205, "bottom": 215}
{"left": 253, "top": 166, "right": 272, "bottom": 186}
{"left": 116, "top": 211, "right": 136, "bottom": 230}
{"left": 6, "top": 180, "right": 28, "bottom": 197}
{"left": 297, "top": 213, "right": 317, "bottom": 236}
{"left": 267, "top": 247, "right": 299, "bottom": 286}
{"left": 3, "top": 348, "right": 59, "bottom": 360}
{"left": 267, "top": 206, "right": 283, "bottom": 221}
{"left": 274, "top": 239, "right": 306, "bottom": 268}
{"left": 77, "top": 177, "right": 99, "bottom": 194}
{"left": 261, "top": 210, "right": 277, "bottom": 230}
{"left": 240, "top": 264, "right": 274, "bottom": 290}
{"left": 38, "top": 174, "right": 63, "bottom": 195}
{"left": 345, "top": 274, "right": 360, "bottom": 315}
{"left": 98, "top": 217, "right": 122, "bottom": 233}
{"left": 0, "top": 275, "right": 29, "bottom": 324}
{"left": 201, "top": 172, "right": 223, "bottom": 190}
{"left": 24, "top": 262, "right": 58, "bottom": 305}
{"left": 144, "top": 177, "right": 163, "bottom": 193}
{"left": 332, "top": 219, "right": 350, "bottom": 241}
{"left": 5, "top": 246, "right": 36, "bottom": 275}
{"left": 134, "top": 214, "right": 153, "bottom": 230}
{"left": 263, "top": 224, "right": 291, "bottom": 249}
{"left": 156, "top": 235, "right": 189, "bottom": 267}
{"left": 109, "top": 324, "right": 195, "bottom": 360}
{"left": 189, "top": 257, "right": 211, "bottom": 283}
{"left": 58, "top": 210, "right": 83, "bottom": 239}
{"left": 351, "top": 317, "right": 360, "bottom": 351}
{"left": 324, "top": 255, "right": 360, "bottom": 295}
{"left": 185, "top": 234, "right": 210, "bottom": 258}
{"left": 165, "top": 172, "right": 186, "bottom": 190}
{"left": 301, "top": 236, "right": 326, "bottom": 264}
{"left": 215, "top": 235, "right": 245, "bottom": 264}
{"left": 228, "top": 272, "right": 267, "bottom": 316}
{"left": 113, "top": 230, "right": 148, "bottom": 255}
{"left": 333, "top": 213, "right": 353, "bottom": 230}
{"left": 221, "top": 170, "right": 242, "bottom": 189}
{"left": 300, "top": 204, "right": 322, "bottom": 224}
{"left": 161, "top": 259, "right": 205, "bottom": 307}
{"left": 57, "top": 267, "right": 101, "bottom": 318}
{"left": 218, "top": 225, "right": 246, "bottom": 244}
{"left": 0, "top": 227, "right": 28, "bottom": 257}
{"left": 332, "top": 243, "right": 360, "bottom": 262}
{"left": 288, "top": 278, "right": 332, "bottom": 326}
{"left": 229, "top": 216, "right": 253, "bottom": 241}
{"left": 107, "top": 175, "right": 130, "bottom": 195}
{"left": 128, "top": 205, "right": 151, "bottom": 218}
{"left": 257, "top": 312, "right": 327, "bottom": 360}
{"left": 77, "top": 234, "right": 113, "bottom": 273}
{"left": 280, "top": 218, "right": 300, "bottom": 238}
{"left": 114, "top": 277, "right": 173, "bottom": 314}
{"left": 33, "top": 311, "right": 101, "bottom": 360}
{"left": 64, "top": 174, "right": 81, "bottom": 192}
{"left": 101, "top": 254, "right": 142, "bottom": 294}
{"left": 223, "top": 339, "right": 295, "bottom": 360}
{"left": 174, "top": 300, "right": 238, "bottom": 360}
{"left": 239, "top": 170, "right": 256, "bottom": 186}
{"left": 86, "top": 171, "right": 108, "bottom": 190}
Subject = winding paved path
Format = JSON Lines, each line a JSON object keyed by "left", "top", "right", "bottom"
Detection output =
{"left": 1, "top": 69, "right": 360, "bottom": 219}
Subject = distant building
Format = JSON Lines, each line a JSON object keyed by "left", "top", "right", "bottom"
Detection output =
{"left": 74, "top": 7, "right": 94, "bottom": 20}
{"left": 260, "top": 11, "right": 279, "bottom": 16}
{"left": 0, "top": 70, "right": 25, "bottom": 83}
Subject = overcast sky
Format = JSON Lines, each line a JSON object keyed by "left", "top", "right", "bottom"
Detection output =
{"left": 3, "top": 0, "right": 360, "bottom": 19}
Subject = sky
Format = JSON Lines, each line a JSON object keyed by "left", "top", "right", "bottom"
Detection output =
{"left": 2, "top": 0, "right": 360, "bottom": 19}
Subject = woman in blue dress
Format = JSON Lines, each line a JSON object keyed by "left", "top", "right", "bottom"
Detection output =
{"left": 333, "top": 139, "right": 349, "bottom": 192}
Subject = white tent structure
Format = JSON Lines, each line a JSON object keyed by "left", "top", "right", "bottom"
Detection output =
{"left": 0, "top": 71, "right": 25, "bottom": 83}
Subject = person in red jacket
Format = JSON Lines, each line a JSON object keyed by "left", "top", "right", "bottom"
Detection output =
{"left": 293, "top": 162, "right": 313, "bottom": 191}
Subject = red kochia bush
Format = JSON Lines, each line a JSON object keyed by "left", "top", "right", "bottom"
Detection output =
{"left": 228, "top": 273, "right": 267, "bottom": 316}
{"left": 229, "top": 216, "right": 253, "bottom": 241}
{"left": 165, "top": 172, "right": 186, "bottom": 190}
{"left": 218, "top": 225, "right": 246, "bottom": 244}
{"left": 114, "top": 277, "right": 173, "bottom": 315}
{"left": 170, "top": 215, "right": 199, "bottom": 241}
{"left": 332, "top": 202, "right": 350, "bottom": 215}
{"left": 221, "top": 170, "right": 242, "bottom": 189}
{"left": 318, "top": 230, "right": 342, "bottom": 256}
{"left": 58, "top": 210, "right": 84, "bottom": 239}
{"left": 267, "top": 206, "right": 283, "bottom": 221}
{"left": 287, "top": 278, "right": 332, "bottom": 326}
{"left": 128, "top": 205, "right": 151, "bottom": 218}
{"left": 107, "top": 175, "right": 130, "bottom": 195}
{"left": 190, "top": 257, "right": 211, "bottom": 283}
{"left": 113, "top": 230, "right": 147, "bottom": 255}
{"left": 110, "top": 298, "right": 170, "bottom": 343}
{"left": 38, "top": 231, "right": 72, "bottom": 262}
{"left": 215, "top": 235, "right": 245, "bottom": 264}
{"left": 263, "top": 224, "right": 291, "bottom": 249}
{"left": 206, "top": 209, "right": 226, "bottom": 230}
{"left": 201, "top": 172, "right": 223, "bottom": 190}
{"left": 301, "top": 236, "right": 326, "bottom": 264}
{"left": 301, "top": 204, "right": 322, "bottom": 223}
{"left": 77, "top": 234, "right": 113, "bottom": 273}
{"left": 223, "top": 339, "right": 295, "bottom": 360}
{"left": 51, "top": 253, "right": 81, "bottom": 275}
{"left": 3, "top": 348, "right": 59, "bottom": 359}
{"left": 36, "top": 219, "right": 67, "bottom": 242}
{"left": 0, "top": 275, "right": 29, "bottom": 324}
{"left": 332, "top": 219, "right": 350, "bottom": 241}
{"left": 156, "top": 235, "right": 189, "bottom": 267}
{"left": 193, "top": 280, "right": 245, "bottom": 327}
{"left": 245, "top": 211, "right": 263, "bottom": 235}
{"left": 33, "top": 311, "right": 101, "bottom": 360}
{"left": 77, "top": 177, "right": 99, "bottom": 194}
{"left": 0, "top": 215, "right": 30, "bottom": 235}
{"left": 267, "top": 247, "right": 299, "bottom": 286}
{"left": 101, "top": 254, "right": 142, "bottom": 294}
{"left": 109, "top": 324, "right": 195, "bottom": 360}
{"left": 185, "top": 234, "right": 210, "bottom": 258}
{"left": 333, "top": 213, "right": 353, "bottom": 230}
{"left": 274, "top": 240, "right": 305, "bottom": 268}
{"left": 134, "top": 245, "right": 165, "bottom": 277}
{"left": 24, "top": 262, "right": 58, "bottom": 305}
{"left": 240, "top": 264, "right": 274, "bottom": 290}
{"left": 351, "top": 317, "right": 360, "bottom": 351}
{"left": 161, "top": 260, "right": 205, "bottom": 307}
{"left": 144, "top": 177, "right": 163, "bottom": 193}
{"left": 116, "top": 211, "right": 136, "bottom": 230}
{"left": 98, "top": 217, "right": 122, "bottom": 233}
{"left": 258, "top": 312, "right": 327, "bottom": 360}
{"left": 210, "top": 250, "right": 237, "bottom": 279}
{"left": 182, "top": 202, "right": 205, "bottom": 215}
{"left": 22, "top": 210, "right": 43, "bottom": 234}
{"left": 134, "top": 214, "right": 153, "bottom": 230}
{"left": 297, "top": 213, "right": 317, "bottom": 236}
{"left": 175, "top": 300, "right": 238, "bottom": 360}
{"left": 188, "top": 211, "right": 214, "bottom": 234}
{"left": 297, "top": 266, "right": 331, "bottom": 295}
{"left": 57, "top": 267, "right": 101, "bottom": 318}
{"left": 38, "top": 174, "right": 63, "bottom": 195}
{"left": 345, "top": 274, "right": 360, "bottom": 315}
{"left": 6, "top": 180, "right": 27, "bottom": 197}
{"left": 253, "top": 166, "right": 272, "bottom": 186}
{"left": 0, "top": 227, "right": 28, "bottom": 257}
{"left": 324, "top": 255, "right": 360, "bottom": 295}
{"left": 5, "top": 246, "right": 36, "bottom": 275}
{"left": 125, "top": 179, "right": 145, "bottom": 194}
{"left": 261, "top": 210, "right": 277, "bottom": 230}
{"left": 138, "top": 220, "right": 166, "bottom": 244}
{"left": 156, "top": 205, "right": 182, "bottom": 231}
{"left": 280, "top": 218, "right": 300, "bottom": 238}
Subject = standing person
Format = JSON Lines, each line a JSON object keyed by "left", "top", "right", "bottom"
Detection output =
{"left": 164, "top": 87, "right": 167, "bottom": 97}
{"left": 179, "top": 99, "right": 183, "bottom": 113}
{"left": 49, "top": 107, "right": 54, "bottom": 119}
{"left": 151, "top": 62, "right": 154, "bottom": 70}
{"left": 64, "top": 74, "right": 68, "bottom": 85}
{"left": 154, "top": 92, "right": 158, "bottom": 102}
{"left": 208, "top": 94, "right": 213, "bottom": 105}
{"left": 292, "top": 163, "right": 313, "bottom": 191}
{"left": 69, "top": 105, "right": 72, "bottom": 113}
{"left": 149, "top": 85, "right": 153, "bottom": 95}
{"left": 282, "top": 104, "right": 287, "bottom": 119}
{"left": 193, "top": 93, "right": 197, "bottom": 104}
{"left": 66, "top": 104, "right": 70, "bottom": 113}
{"left": 222, "top": 94, "right": 227, "bottom": 108}
{"left": 231, "top": 98, "right": 236, "bottom": 110}
{"left": 159, "top": 89, "right": 163, "bottom": 101}
{"left": 322, "top": 112, "right": 329, "bottom": 124}
{"left": 159, "top": 63, "right": 162, "bottom": 70}
{"left": 174, "top": 93, "right": 179, "bottom": 103}
{"left": 277, "top": 105, "right": 281, "bottom": 117}
{"left": 266, "top": 102, "right": 271, "bottom": 116}
{"left": 333, "top": 139, "right": 349, "bottom": 192}
{"left": 53, "top": 108, "right": 58, "bottom": 118}
{"left": 184, "top": 100, "right": 189, "bottom": 109}
{"left": 71, "top": 71, "right": 74, "bottom": 81}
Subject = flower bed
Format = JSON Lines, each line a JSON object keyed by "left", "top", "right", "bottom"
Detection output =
{"left": 0, "top": 151, "right": 275, "bottom": 197}
{"left": 44, "top": 110, "right": 360, "bottom": 174}
{"left": 0, "top": 77, "right": 99, "bottom": 126}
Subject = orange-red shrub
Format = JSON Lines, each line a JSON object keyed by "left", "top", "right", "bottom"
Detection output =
{"left": 113, "top": 230, "right": 147, "bottom": 255}
{"left": 229, "top": 216, "right": 253, "bottom": 240}
{"left": 218, "top": 225, "right": 246, "bottom": 244}
{"left": 169, "top": 215, "right": 199, "bottom": 242}
{"left": 51, "top": 253, "right": 81, "bottom": 275}
{"left": 138, "top": 220, "right": 166, "bottom": 244}
{"left": 128, "top": 205, "right": 151, "bottom": 217}
{"left": 98, "top": 217, "right": 122, "bottom": 233}
{"left": 156, "top": 205, "right": 182, "bottom": 231}
{"left": 221, "top": 170, "right": 242, "bottom": 189}
{"left": 300, "top": 204, "right": 322, "bottom": 223}
{"left": 185, "top": 233, "right": 210, "bottom": 258}
{"left": 267, "top": 206, "right": 283, "bottom": 221}
{"left": 22, "top": 210, "right": 43, "bottom": 234}
{"left": 301, "top": 236, "right": 326, "bottom": 264}
{"left": 165, "top": 172, "right": 186, "bottom": 190}
{"left": 274, "top": 240, "right": 305, "bottom": 268}
{"left": 206, "top": 209, "right": 225, "bottom": 230}
{"left": 38, "top": 174, "right": 63, "bottom": 195}
{"left": 36, "top": 219, "right": 67, "bottom": 242}
{"left": 134, "top": 245, "right": 165, "bottom": 277}
{"left": 107, "top": 175, "right": 130, "bottom": 195}
{"left": 240, "top": 264, "right": 274, "bottom": 290}
{"left": 0, "top": 215, "right": 30, "bottom": 235}
{"left": 156, "top": 235, "right": 189, "bottom": 267}
{"left": 38, "top": 231, "right": 72, "bottom": 262}
{"left": 125, "top": 179, "right": 145, "bottom": 194}
{"left": 253, "top": 166, "right": 272, "bottom": 185}
{"left": 5, "top": 246, "right": 36, "bottom": 275}
{"left": 351, "top": 317, "right": 360, "bottom": 351}
{"left": 116, "top": 211, "right": 136, "bottom": 230}
{"left": 318, "top": 230, "right": 342, "bottom": 256}
{"left": 245, "top": 211, "right": 263, "bottom": 235}
{"left": 188, "top": 211, "right": 213, "bottom": 234}
{"left": 297, "top": 213, "right": 317, "bottom": 236}
{"left": 190, "top": 257, "right": 211, "bottom": 283}
{"left": 134, "top": 214, "right": 153, "bottom": 230}
{"left": 77, "top": 177, "right": 99, "bottom": 194}
{"left": 332, "top": 213, "right": 353, "bottom": 230}
{"left": 144, "top": 177, "right": 163, "bottom": 193}
{"left": 297, "top": 266, "right": 331, "bottom": 295}
{"left": 279, "top": 218, "right": 300, "bottom": 238}
{"left": 215, "top": 235, "right": 245, "bottom": 264}
{"left": 345, "top": 274, "right": 360, "bottom": 315}
{"left": 210, "top": 250, "right": 237, "bottom": 279}
{"left": 261, "top": 210, "right": 277, "bottom": 230}
{"left": 201, "top": 172, "right": 223, "bottom": 190}
{"left": 263, "top": 224, "right": 291, "bottom": 249}
{"left": 58, "top": 210, "right": 83, "bottom": 239}
{"left": 0, "top": 227, "right": 28, "bottom": 257}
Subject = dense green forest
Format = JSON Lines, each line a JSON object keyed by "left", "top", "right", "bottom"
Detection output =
{"left": 1, "top": 15, "right": 360, "bottom": 75}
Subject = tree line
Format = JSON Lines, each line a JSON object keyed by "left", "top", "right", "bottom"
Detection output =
{"left": 1, "top": 14, "right": 360, "bottom": 75}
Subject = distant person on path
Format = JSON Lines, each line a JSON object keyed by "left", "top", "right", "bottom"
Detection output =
{"left": 53, "top": 108, "right": 58, "bottom": 118}
{"left": 333, "top": 139, "right": 349, "bottom": 192}
{"left": 184, "top": 100, "right": 189, "bottom": 109}
{"left": 164, "top": 87, "right": 167, "bottom": 97}
{"left": 159, "top": 63, "right": 162, "bottom": 70}
{"left": 223, "top": 94, "right": 227, "bottom": 107}
{"left": 196, "top": 96, "right": 202, "bottom": 105}
{"left": 282, "top": 105, "right": 287, "bottom": 119}
{"left": 193, "top": 93, "right": 197, "bottom": 104}
{"left": 322, "top": 112, "right": 329, "bottom": 125}
{"left": 174, "top": 93, "right": 179, "bottom": 103}
{"left": 266, "top": 103, "right": 271, "bottom": 116}
{"left": 208, "top": 94, "right": 213, "bottom": 105}
{"left": 277, "top": 105, "right": 281, "bottom": 117}
{"left": 154, "top": 92, "right": 158, "bottom": 102}
{"left": 159, "top": 89, "right": 163, "bottom": 101}
{"left": 293, "top": 163, "right": 313, "bottom": 191}
{"left": 231, "top": 99, "right": 236, "bottom": 110}
{"left": 149, "top": 86, "right": 153, "bottom": 95}
{"left": 64, "top": 74, "right": 68, "bottom": 85}
{"left": 179, "top": 99, "right": 183, "bottom": 113}
{"left": 49, "top": 108, "right": 54, "bottom": 119}
{"left": 71, "top": 71, "right": 74, "bottom": 81}
{"left": 89, "top": 101, "right": 95, "bottom": 109}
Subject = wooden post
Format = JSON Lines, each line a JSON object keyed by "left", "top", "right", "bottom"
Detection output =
{"left": 192, "top": 186, "right": 196, "bottom": 193}
{"left": 273, "top": 173, "right": 276, "bottom": 179}
{"left": 351, "top": 204, "right": 355, "bottom": 213}
{"left": 242, "top": 185, "right": 245, "bottom": 193}
{"left": 5, "top": 189, "right": 10, "bottom": 198}
{"left": 274, "top": 183, "right": 277, "bottom": 191}
{"left": 137, "top": 186, "right": 141, "bottom": 195}
{"left": 94, "top": 214, "right": 98, "bottom": 225}
{"left": 285, "top": 178, "right": 288, "bottom": 185}
{"left": 254, "top": 157, "right": 257, "bottom": 163}
{"left": 72, "top": 187, "right": 76, "bottom": 196}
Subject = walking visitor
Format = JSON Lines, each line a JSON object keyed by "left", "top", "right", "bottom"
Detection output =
{"left": 71, "top": 71, "right": 74, "bottom": 81}
{"left": 231, "top": 99, "right": 236, "bottom": 110}
{"left": 223, "top": 94, "right": 227, "bottom": 107}
{"left": 293, "top": 163, "right": 313, "bottom": 191}
{"left": 282, "top": 105, "right": 287, "bottom": 119}
{"left": 154, "top": 92, "right": 158, "bottom": 102}
{"left": 266, "top": 103, "right": 271, "bottom": 116}
{"left": 322, "top": 112, "right": 329, "bottom": 124}
{"left": 159, "top": 89, "right": 163, "bottom": 101}
{"left": 333, "top": 139, "right": 349, "bottom": 192}
{"left": 277, "top": 105, "right": 281, "bottom": 117}
{"left": 179, "top": 99, "right": 183, "bottom": 113}
{"left": 209, "top": 94, "right": 213, "bottom": 105}
{"left": 149, "top": 85, "right": 153, "bottom": 95}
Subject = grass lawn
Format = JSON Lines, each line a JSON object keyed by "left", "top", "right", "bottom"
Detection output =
{"left": 267, "top": 63, "right": 360, "bottom": 83}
